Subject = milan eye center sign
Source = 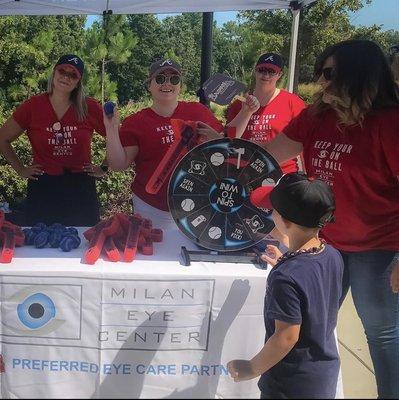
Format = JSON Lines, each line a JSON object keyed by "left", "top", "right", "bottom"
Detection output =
{"left": 168, "top": 138, "right": 282, "bottom": 252}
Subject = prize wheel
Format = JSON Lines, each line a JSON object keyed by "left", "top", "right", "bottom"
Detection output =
{"left": 168, "top": 138, "right": 282, "bottom": 252}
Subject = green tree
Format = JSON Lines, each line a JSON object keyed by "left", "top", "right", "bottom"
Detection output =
{"left": 0, "top": 16, "right": 86, "bottom": 112}
{"left": 83, "top": 15, "right": 137, "bottom": 102}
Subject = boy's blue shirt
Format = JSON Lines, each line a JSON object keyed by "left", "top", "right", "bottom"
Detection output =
{"left": 258, "top": 244, "right": 344, "bottom": 398}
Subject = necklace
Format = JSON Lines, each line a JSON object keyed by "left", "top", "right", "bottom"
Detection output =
{"left": 276, "top": 238, "right": 326, "bottom": 266}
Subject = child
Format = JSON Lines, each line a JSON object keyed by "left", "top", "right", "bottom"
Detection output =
{"left": 227, "top": 172, "right": 344, "bottom": 399}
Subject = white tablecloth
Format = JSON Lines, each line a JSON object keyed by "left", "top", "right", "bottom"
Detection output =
{"left": 0, "top": 220, "right": 344, "bottom": 398}
{"left": 0, "top": 224, "right": 273, "bottom": 399}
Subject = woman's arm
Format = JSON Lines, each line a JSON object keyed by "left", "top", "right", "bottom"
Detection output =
{"left": 0, "top": 117, "right": 43, "bottom": 179}
{"left": 263, "top": 133, "right": 303, "bottom": 165}
{"left": 104, "top": 108, "right": 138, "bottom": 171}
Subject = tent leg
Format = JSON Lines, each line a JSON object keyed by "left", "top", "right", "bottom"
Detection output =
{"left": 199, "top": 12, "right": 213, "bottom": 105}
{"left": 287, "top": 6, "right": 301, "bottom": 93}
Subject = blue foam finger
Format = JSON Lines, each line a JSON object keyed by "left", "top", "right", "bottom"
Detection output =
{"left": 104, "top": 101, "right": 115, "bottom": 116}
{"left": 34, "top": 231, "right": 49, "bottom": 248}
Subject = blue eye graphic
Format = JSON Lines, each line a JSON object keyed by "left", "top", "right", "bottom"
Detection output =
{"left": 17, "top": 293, "right": 56, "bottom": 329}
{"left": 1, "top": 285, "right": 81, "bottom": 337}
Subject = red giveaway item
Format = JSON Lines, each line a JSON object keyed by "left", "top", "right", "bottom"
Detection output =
{"left": 82, "top": 213, "right": 163, "bottom": 264}
{"left": 104, "top": 237, "right": 121, "bottom": 262}
{"left": 0, "top": 227, "right": 16, "bottom": 264}
{"left": 0, "top": 212, "right": 25, "bottom": 263}
{"left": 123, "top": 215, "right": 143, "bottom": 262}
{"left": 145, "top": 119, "right": 199, "bottom": 194}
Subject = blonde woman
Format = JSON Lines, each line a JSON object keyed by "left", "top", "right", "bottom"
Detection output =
{"left": 0, "top": 54, "right": 106, "bottom": 226}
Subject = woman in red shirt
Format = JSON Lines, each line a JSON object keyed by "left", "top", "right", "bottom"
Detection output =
{"left": 105, "top": 58, "right": 223, "bottom": 224}
{"left": 256, "top": 40, "right": 399, "bottom": 398}
{"left": 226, "top": 52, "right": 305, "bottom": 174}
{"left": 0, "top": 54, "right": 106, "bottom": 226}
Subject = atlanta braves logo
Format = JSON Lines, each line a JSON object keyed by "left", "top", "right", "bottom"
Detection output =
{"left": 160, "top": 59, "right": 173, "bottom": 66}
{"left": 67, "top": 57, "right": 79, "bottom": 65}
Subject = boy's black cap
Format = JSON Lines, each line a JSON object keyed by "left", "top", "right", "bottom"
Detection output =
{"left": 55, "top": 54, "right": 84, "bottom": 78}
{"left": 250, "top": 173, "right": 335, "bottom": 228}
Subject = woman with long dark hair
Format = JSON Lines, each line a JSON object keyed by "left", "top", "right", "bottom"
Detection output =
{"left": 259, "top": 39, "right": 399, "bottom": 398}
{"left": 0, "top": 54, "right": 106, "bottom": 226}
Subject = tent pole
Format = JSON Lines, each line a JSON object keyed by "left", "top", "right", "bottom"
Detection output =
{"left": 199, "top": 12, "right": 214, "bottom": 106}
{"left": 287, "top": 2, "right": 301, "bottom": 93}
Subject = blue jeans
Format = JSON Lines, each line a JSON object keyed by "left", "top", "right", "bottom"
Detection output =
{"left": 340, "top": 250, "right": 399, "bottom": 399}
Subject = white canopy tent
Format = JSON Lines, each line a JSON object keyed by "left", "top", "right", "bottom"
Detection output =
{"left": 0, "top": 0, "right": 317, "bottom": 92}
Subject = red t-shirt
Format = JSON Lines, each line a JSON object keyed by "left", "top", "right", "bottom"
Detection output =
{"left": 120, "top": 101, "right": 224, "bottom": 211}
{"left": 227, "top": 89, "right": 305, "bottom": 174}
{"left": 13, "top": 94, "right": 105, "bottom": 175}
{"left": 284, "top": 107, "right": 399, "bottom": 252}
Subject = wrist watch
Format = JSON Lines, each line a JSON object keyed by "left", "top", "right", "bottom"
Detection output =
{"left": 100, "top": 165, "right": 109, "bottom": 173}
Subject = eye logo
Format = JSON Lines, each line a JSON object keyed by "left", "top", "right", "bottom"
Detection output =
{"left": 17, "top": 293, "right": 56, "bottom": 329}
{"left": 2, "top": 285, "right": 77, "bottom": 336}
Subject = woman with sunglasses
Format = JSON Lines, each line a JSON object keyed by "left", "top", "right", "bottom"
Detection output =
{"left": 0, "top": 54, "right": 107, "bottom": 226}
{"left": 105, "top": 58, "right": 223, "bottom": 222}
{"left": 248, "top": 40, "right": 399, "bottom": 398}
{"left": 226, "top": 52, "right": 306, "bottom": 174}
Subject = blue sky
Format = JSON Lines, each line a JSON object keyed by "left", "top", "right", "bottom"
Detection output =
{"left": 86, "top": 0, "right": 398, "bottom": 31}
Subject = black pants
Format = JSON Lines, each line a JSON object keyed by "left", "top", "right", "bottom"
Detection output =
{"left": 25, "top": 172, "right": 100, "bottom": 227}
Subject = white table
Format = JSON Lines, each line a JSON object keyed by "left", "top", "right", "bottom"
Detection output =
{"left": 0, "top": 226, "right": 270, "bottom": 398}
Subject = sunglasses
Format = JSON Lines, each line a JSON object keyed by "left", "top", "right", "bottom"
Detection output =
{"left": 57, "top": 67, "right": 79, "bottom": 80}
{"left": 320, "top": 67, "right": 335, "bottom": 81}
{"left": 154, "top": 74, "right": 181, "bottom": 85}
{"left": 256, "top": 68, "right": 279, "bottom": 76}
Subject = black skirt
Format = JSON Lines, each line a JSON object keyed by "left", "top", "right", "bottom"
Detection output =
{"left": 25, "top": 171, "right": 100, "bottom": 227}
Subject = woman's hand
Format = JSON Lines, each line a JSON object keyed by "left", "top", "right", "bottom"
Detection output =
{"left": 196, "top": 121, "right": 224, "bottom": 141}
{"left": 390, "top": 256, "right": 399, "bottom": 293}
{"left": 83, "top": 164, "right": 107, "bottom": 178}
{"left": 261, "top": 244, "right": 283, "bottom": 267}
{"left": 242, "top": 94, "right": 260, "bottom": 114}
{"left": 103, "top": 105, "right": 120, "bottom": 134}
{"left": 17, "top": 164, "right": 43, "bottom": 180}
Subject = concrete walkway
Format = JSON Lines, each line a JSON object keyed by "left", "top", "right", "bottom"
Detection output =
{"left": 337, "top": 291, "right": 377, "bottom": 398}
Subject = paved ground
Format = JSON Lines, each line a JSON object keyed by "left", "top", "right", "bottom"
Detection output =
{"left": 337, "top": 291, "right": 377, "bottom": 398}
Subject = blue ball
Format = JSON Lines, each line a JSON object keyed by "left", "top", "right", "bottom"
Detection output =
{"left": 66, "top": 227, "right": 79, "bottom": 236}
{"left": 23, "top": 229, "right": 34, "bottom": 246}
{"left": 32, "top": 222, "right": 47, "bottom": 232}
{"left": 59, "top": 235, "right": 78, "bottom": 252}
{"left": 50, "top": 223, "right": 64, "bottom": 230}
{"left": 34, "top": 231, "right": 49, "bottom": 248}
{"left": 48, "top": 231, "right": 62, "bottom": 248}
{"left": 104, "top": 101, "right": 116, "bottom": 116}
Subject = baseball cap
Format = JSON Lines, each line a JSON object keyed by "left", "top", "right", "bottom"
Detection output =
{"left": 250, "top": 173, "right": 335, "bottom": 228}
{"left": 55, "top": 54, "right": 84, "bottom": 79}
{"left": 149, "top": 58, "right": 182, "bottom": 78}
{"left": 255, "top": 52, "right": 284, "bottom": 72}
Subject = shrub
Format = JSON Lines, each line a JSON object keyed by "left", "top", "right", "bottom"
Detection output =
{"left": 297, "top": 83, "right": 320, "bottom": 105}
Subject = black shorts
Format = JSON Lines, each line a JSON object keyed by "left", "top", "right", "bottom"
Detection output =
{"left": 25, "top": 171, "right": 100, "bottom": 227}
